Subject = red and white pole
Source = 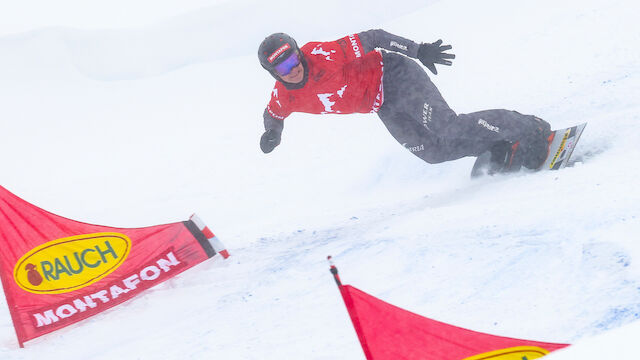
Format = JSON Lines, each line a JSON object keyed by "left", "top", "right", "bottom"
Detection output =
{"left": 190, "top": 214, "right": 230, "bottom": 259}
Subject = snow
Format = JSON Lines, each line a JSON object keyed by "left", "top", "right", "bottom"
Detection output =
{"left": 1, "top": 0, "right": 639, "bottom": 358}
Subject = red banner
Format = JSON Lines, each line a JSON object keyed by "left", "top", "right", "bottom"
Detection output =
{"left": 0, "top": 186, "right": 228, "bottom": 347}
{"left": 332, "top": 266, "right": 568, "bottom": 359}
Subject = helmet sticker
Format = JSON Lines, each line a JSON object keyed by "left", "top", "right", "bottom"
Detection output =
{"left": 268, "top": 43, "right": 291, "bottom": 63}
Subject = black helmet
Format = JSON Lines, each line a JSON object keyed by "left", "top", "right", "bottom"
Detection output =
{"left": 258, "top": 33, "right": 308, "bottom": 89}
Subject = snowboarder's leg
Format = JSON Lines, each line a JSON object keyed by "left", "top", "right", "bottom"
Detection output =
{"left": 379, "top": 52, "right": 551, "bottom": 169}
{"left": 377, "top": 106, "right": 479, "bottom": 164}
{"left": 453, "top": 110, "right": 551, "bottom": 170}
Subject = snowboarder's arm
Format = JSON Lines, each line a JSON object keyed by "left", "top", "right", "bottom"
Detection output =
{"left": 261, "top": 108, "right": 283, "bottom": 153}
{"left": 358, "top": 29, "right": 455, "bottom": 74}
{"left": 357, "top": 29, "right": 420, "bottom": 58}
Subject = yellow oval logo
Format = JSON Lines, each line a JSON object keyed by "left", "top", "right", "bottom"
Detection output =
{"left": 463, "top": 346, "right": 550, "bottom": 360}
{"left": 13, "top": 233, "right": 131, "bottom": 294}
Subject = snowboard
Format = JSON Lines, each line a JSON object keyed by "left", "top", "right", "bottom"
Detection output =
{"left": 471, "top": 123, "right": 587, "bottom": 178}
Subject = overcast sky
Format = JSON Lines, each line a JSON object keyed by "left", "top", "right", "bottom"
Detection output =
{"left": 0, "top": 0, "right": 229, "bottom": 36}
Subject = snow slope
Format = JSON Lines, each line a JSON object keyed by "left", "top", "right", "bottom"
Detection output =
{"left": 1, "top": 0, "right": 639, "bottom": 358}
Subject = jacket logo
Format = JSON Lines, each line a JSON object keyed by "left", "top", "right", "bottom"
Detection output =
{"left": 317, "top": 85, "right": 348, "bottom": 113}
{"left": 390, "top": 41, "right": 408, "bottom": 51}
{"left": 348, "top": 34, "right": 362, "bottom": 58}
{"left": 311, "top": 46, "right": 336, "bottom": 61}
{"left": 14, "top": 233, "right": 131, "bottom": 294}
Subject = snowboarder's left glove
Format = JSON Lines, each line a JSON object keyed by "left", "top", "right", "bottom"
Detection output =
{"left": 260, "top": 129, "right": 281, "bottom": 153}
{"left": 417, "top": 40, "right": 455, "bottom": 75}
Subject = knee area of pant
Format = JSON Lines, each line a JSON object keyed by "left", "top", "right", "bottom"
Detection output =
{"left": 424, "top": 112, "right": 456, "bottom": 134}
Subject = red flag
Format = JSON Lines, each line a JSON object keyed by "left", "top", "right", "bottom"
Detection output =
{"left": 0, "top": 186, "right": 228, "bottom": 347}
{"left": 333, "top": 268, "right": 568, "bottom": 359}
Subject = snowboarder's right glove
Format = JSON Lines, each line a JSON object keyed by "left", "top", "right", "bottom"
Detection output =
{"left": 417, "top": 40, "right": 455, "bottom": 75}
{"left": 260, "top": 129, "right": 281, "bottom": 153}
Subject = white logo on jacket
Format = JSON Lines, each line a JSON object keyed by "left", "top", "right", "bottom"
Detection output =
{"left": 272, "top": 88, "right": 282, "bottom": 108}
{"left": 348, "top": 34, "right": 362, "bottom": 58}
{"left": 390, "top": 41, "right": 408, "bottom": 51}
{"left": 317, "top": 85, "right": 348, "bottom": 113}
{"left": 311, "top": 46, "right": 336, "bottom": 61}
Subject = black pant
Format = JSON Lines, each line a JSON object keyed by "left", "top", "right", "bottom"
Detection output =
{"left": 377, "top": 52, "right": 549, "bottom": 164}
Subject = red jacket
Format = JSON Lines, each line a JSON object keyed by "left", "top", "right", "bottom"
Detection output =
{"left": 266, "top": 34, "right": 384, "bottom": 120}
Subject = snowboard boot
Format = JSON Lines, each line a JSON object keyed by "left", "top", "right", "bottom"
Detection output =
{"left": 488, "top": 118, "right": 552, "bottom": 173}
{"left": 472, "top": 116, "right": 552, "bottom": 177}
{"left": 485, "top": 140, "right": 514, "bottom": 174}
{"left": 512, "top": 116, "right": 553, "bottom": 170}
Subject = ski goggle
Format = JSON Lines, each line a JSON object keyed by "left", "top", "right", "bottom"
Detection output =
{"left": 274, "top": 52, "right": 301, "bottom": 76}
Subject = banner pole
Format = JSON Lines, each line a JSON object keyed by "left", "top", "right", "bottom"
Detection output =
{"left": 327, "top": 256, "right": 375, "bottom": 360}
{"left": 327, "top": 256, "right": 342, "bottom": 287}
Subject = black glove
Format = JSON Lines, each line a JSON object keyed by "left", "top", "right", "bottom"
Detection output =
{"left": 260, "top": 129, "right": 281, "bottom": 153}
{"left": 417, "top": 39, "right": 455, "bottom": 75}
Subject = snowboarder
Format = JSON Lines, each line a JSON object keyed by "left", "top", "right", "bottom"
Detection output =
{"left": 258, "top": 30, "right": 552, "bottom": 172}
